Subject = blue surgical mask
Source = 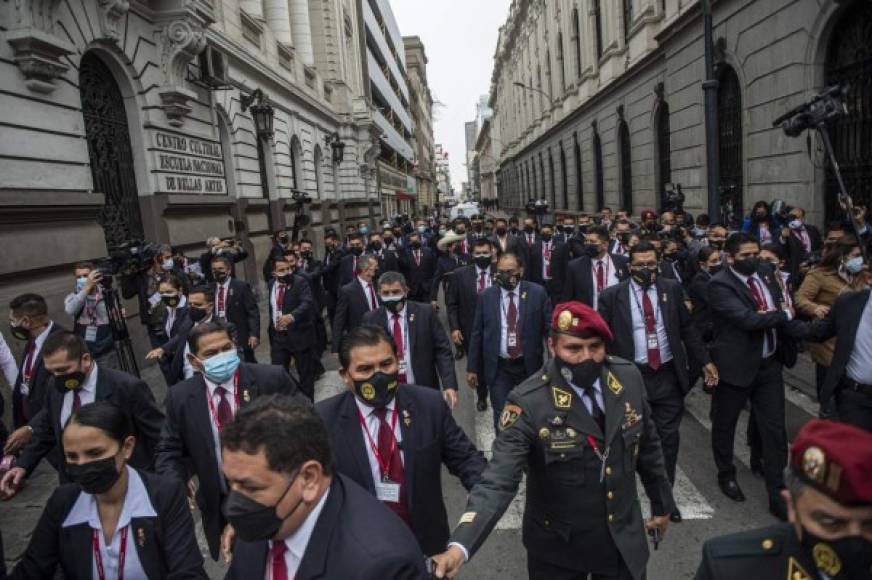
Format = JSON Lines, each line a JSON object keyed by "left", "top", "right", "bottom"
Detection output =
{"left": 845, "top": 256, "right": 864, "bottom": 274}
{"left": 359, "top": 226, "right": 369, "bottom": 235}
{"left": 788, "top": 219, "right": 803, "bottom": 230}
{"left": 201, "top": 350, "right": 240, "bottom": 383}
{"left": 162, "top": 258, "right": 175, "bottom": 271}
{"left": 417, "top": 225, "right": 426, "bottom": 234}
{"left": 76, "top": 277, "right": 88, "bottom": 292}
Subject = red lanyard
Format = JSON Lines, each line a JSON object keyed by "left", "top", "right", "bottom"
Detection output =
{"left": 357, "top": 407, "right": 399, "bottom": 480}
{"left": 587, "top": 435, "right": 610, "bottom": 483}
{"left": 93, "top": 526, "right": 128, "bottom": 580}
{"left": 205, "top": 370, "right": 241, "bottom": 431}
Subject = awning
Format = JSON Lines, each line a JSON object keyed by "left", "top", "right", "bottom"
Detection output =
{"left": 396, "top": 191, "right": 415, "bottom": 201}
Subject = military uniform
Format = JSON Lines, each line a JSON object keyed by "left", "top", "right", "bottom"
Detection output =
{"left": 451, "top": 355, "right": 676, "bottom": 580}
{"left": 696, "top": 524, "right": 824, "bottom": 580}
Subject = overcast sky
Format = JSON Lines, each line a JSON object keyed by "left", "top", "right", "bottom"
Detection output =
{"left": 390, "top": 0, "right": 512, "bottom": 191}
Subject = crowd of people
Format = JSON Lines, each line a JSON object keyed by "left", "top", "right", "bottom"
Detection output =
{"left": 0, "top": 199, "right": 870, "bottom": 579}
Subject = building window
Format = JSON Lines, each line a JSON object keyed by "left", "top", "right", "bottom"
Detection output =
{"left": 656, "top": 103, "right": 672, "bottom": 209}
{"left": 717, "top": 65, "right": 743, "bottom": 229}
{"left": 545, "top": 50, "right": 552, "bottom": 101}
{"left": 623, "top": 0, "right": 634, "bottom": 43}
{"left": 574, "top": 132, "right": 583, "bottom": 210}
{"left": 539, "top": 153, "right": 546, "bottom": 202}
{"left": 548, "top": 148, "right": 555, "bottom": 209}
{"left": 592, "top": 126, "right": 604, "bottom": 211}
{"left": 572, "top": 7, "right": 582, "bottom": 78}
{"left": 531, "top": 161, "right": 538, "bottom": 200}
{"left": 557, "top": 33, "right": 566, "bottom": 92}
{"left": 559, "top": 144, "right": 568, "bottom": 210}
{"left": 619, "top": 118, "right": 633, "bottom": 215}
{"left": 594, "top": 0, "right": 604, "bottom": 61}
{"left": 314, "top": 145, "right": 323, "bottom": 198}
{"left": 289, "top": 136, "right": 303, "bottom": 191}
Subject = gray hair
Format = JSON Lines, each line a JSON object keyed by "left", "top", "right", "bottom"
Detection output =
{"left": 206, "top": 236, "right": 221, "bottom": 246}
{"left": 377, "top": 271, "right": 408, "bottom": 290}
{"left": 357, "top": 254, "right": 378, "bottom": 272}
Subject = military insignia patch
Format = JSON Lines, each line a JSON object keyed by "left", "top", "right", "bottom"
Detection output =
{"left": 802, "top": 446, "right": 826, "bottom": 484}
{"left": 607, "top": 372, "right": 623, "bottom": 395}
{"left": 552, "top": 387, "right": 572, "bottom": 409}
{"left": 557, "top": 309, "right": 573, "bottom": 331}
{"left": 538, "top": 427, "right": 551, "bottom": 440}
{"left": 787, "top": 556, "right": 813, "bottom": 580}
{"left": 499, "top": 404, "right": 523, "bottom": 431}
{"left": 64, "top": 378, "right": 80, "bottom": 390}
{"left": 361, "top": 383, "right": 376, "bottom": 400}
{"left": 812, "top": 543, "right": 841, "bottom": 577}
{"left": 459, "top": 512, "right": 476, "bottom": 524}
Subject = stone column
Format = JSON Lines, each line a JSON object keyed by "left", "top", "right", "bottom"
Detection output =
{"left": 263, "top": 0, "right": 292, "bottom": 45}
{"left": 240, "top": 0, "right": 263, "bottom": 18}
{"left": 290, "top": 0, "right": 314, "bottom": 66}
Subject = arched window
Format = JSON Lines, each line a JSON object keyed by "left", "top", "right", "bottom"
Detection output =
{"left": 717, "top": 65, "right": 743, "bottom": 229}
{"left": 574, "top": 132, "right": 583, "bottom": 210}
{"left": 656, "top": 103, "right": 672, "bottom": 209}
{"left": 592, "top": 125, "right": 604, "bottom": 211}
{"left": 313, "top": 145, "right": 323, "bottom": 198}
{"left": 559, "top": 144, "right": 568, "bottom": 210}
{"left": 619, "top": 118, "right": 633, "bottom": 215}
{"left": 594, "top": 0, "right": 604, "bottom": 61}
{"left": 572, "top": 7, "right": 582, "bottom": 78}
{"left": 557, "top": 33, "right": 566, "bottom": 92}
{"left": 289, "top": 135, "right": 303, "bottom": 192}
{"left": 824, "top": 1, "right": 872, "bottom": 222}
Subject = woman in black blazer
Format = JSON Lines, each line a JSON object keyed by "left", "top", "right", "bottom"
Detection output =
{"left": 688, "top": 246, "right": 723, "bottom": 394}
{"left": 11, "top": 402, "right": 205, "bottom": 579}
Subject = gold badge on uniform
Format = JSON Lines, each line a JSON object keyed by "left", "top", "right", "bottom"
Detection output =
{"left": 499, "top": 404, "right": 523, "bottom": 431}
{"left": 459, "top": 512, "right": 476, "bottom": 524}
{"left": 361, "top": 383, "right": 376, "bottom": 401}
{"left": 787, "top": 556, "right": 813, "bottom": 580}
{"left": 557, "top": 310, "right": 573, "bottom": 331}
{"left": 802, "top": 446, "right": 826, "bottom": 484}
{"left": 623, "top": 401, "right": 642, "bottom": 429}
{"left": 402, "top": 409, "right": 411, "bottom": 427}
{"left": 538, "top": 427, "right": 551, "bottom": 440}
{"left": 552, "top": 387, "right": 572, "bottom": 409}
{"left": 607, "top": 372, "right": 623, "bottom": 395}
{"left": 812, "top": 543, "right": 841, "bottom": 577}
{"left": 242, "top": 389, "right": 251, "bottom": 403}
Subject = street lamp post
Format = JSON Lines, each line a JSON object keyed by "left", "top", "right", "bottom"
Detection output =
{"left": 513, "top": 81, "right": 552, "bottom": 104}
{"left": 702, "top": 0, "right": 721, "bottom": 221}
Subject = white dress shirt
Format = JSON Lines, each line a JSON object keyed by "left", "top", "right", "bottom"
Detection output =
{"left": 60, "top": 363, "right": 99, "bottom": 428}
{"left": 0, "top": 332, "right": 18, "bottom": 386}
{"left": 569, "top": 377, "right": 605, "bottom": 416}
{"left": 357, "top": 277, "right": 378, "bottom": 311}
{"left": 846, "top": 294, "right": 872, "bottom": 385}
{"left": 62, "top": 466, "right": 155, "bottom": 580}
{"left": 498, "top": 286, "right": 522, "bottom": 359}
{"left": 628, "top": 282, "right": 673, "bottom": 366}
{"left": 354, "top": 397, "right": 405, "bottom": 485}
{"left": 204, "top": 372, "right": 238, "bottom": 470}
{"left": 387, "top": 306, "right": 416, "bottom": 385}
{"left": 215, "top": 279, "right": 231, "bottom": 319}
{"left": 541, "top": 240, "right": 553, "bottom": 280}
{"left": 270, "top": 488, "right": 330, "bottom": 580}
{"left": 164, "top": 296, "right": 187, "bottom": 337}
{"left": 270, "top": 282, "right": 286, "bottom": 327}
{"left": 475, "top": 266, "right": 492, "bottom": 292}
{"left": 729, "top": 267, "right": 785, "bottom": 357}
{"left": 589, "top": 255, "right": 619, "bottom": 310}
{"left": 18, "top": 321, "right": 53, "bottom": 394}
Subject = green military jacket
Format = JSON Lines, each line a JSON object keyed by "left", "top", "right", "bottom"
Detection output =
{"left": 451, "top": 356, "right": 675, "bottom": 579}
{"left": 696, "top": 523, "right": 828, "bottom": 580}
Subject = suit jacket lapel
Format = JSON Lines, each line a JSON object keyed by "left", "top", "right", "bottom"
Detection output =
{"left": 337, "top": 393, "right": 375, "bottom": 492}
{"left": 237, "top": 363, "right": 258, "bottom": 404}
{"left": 603, "top": 366, "right": 626, "bottom": 444}
{"left": 396, "top": 389, "right": 417, "bottom": 506}
{"left": 64, "top": 524, "right": 93, "bottom": 580}
{"left": 725, "top": 268, "right": 757, "bottom": 308}
{"left": 188, "top": 376, "right": 221, "bottom": 479}
{"left": 95, "top": 368, "right": 115, "bottom": 402}
{"left": 131, "top": 517, "right": 161, "bottom": 579}
{"left": 406, "top": 303, "right": 417, "bottom": 357}
{"left": 517, "top": 282, "right": 528, "bottom": 338}
{"left": 297, "top": 480, "right": 345, "bottom": 580}
{"left": 616, "top": 281, "right": 633, "bottom": 345}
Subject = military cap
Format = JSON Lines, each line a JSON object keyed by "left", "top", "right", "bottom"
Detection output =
{"left": 551, "top": 301, "right": 613, "bottom": 342}
{"left": 790, "top": 419, "right": 872, "bottom": 506}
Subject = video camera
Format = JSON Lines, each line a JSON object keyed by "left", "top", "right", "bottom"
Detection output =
{"left": 662, "top": 183, "right": 685, "bottom": 214}
{"left": 773, "top": 83, "right": 849, "bottom": 137}
{"left": 93, "top": 240, "right": 160, "bottom": 285}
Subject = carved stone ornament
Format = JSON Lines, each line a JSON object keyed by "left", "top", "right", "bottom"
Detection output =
{"left": 96, "top": 0, "right": 130, "bottom": 44}
{"left": 6, "top": 0, "right": 74, "bottom": 93}
{"left": 157, "top": 19, "right": 207, "bottom": 126}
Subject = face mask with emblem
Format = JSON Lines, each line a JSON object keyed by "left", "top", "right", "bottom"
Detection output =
{"left": 556, "top": 357, "right": 602, "bottom": 390}
{"left": 797, "top": 518, "right": 872, "bottom": 580}
{"left": 352, "top": 371, "right": 398, "bottom": 408}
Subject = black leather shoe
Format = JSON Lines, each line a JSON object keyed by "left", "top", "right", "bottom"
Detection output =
{"left": 719, "top": 479, "right": 746, "bottom": 502}
{"left": 669, "top": 508, "right": 682, "bottom": 523}
{"left": 476, "top": 398, "right": 488, "bottom": 412}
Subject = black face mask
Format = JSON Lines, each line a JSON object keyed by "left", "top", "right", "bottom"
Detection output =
{"left": 495, "top": 272, "right": 519, "bottom": 291}
{"left": 9, "top": 323, "right": 30, "bottom": 341}
{"left": 162, "top": 295, "right": 180, "bottom": 308}
{"left": 350, "top": 246, "right": 364, "bottom": 256}
{"left": 456, "top": 229, "right": 466, "bottom": 236}
{"left": 707, "top": 264, "right": 723, "bottom": 276}
{"left": 300, "top": 251, "right": 313, "bottom": 260}
{"left": 799, "top": 518, "right": 872, "bottom": 580}
{"left": 55, "top": 368, "right": 87, "bottom": 392}
{"left": 276, "top": 273, "right": 294, "bottom": 286}
{"left": 495, "top": 227, "right": 507, "bottom": 236}
{"left": 541, "top": 234, "right": 553, "bottom": 243}
{"left": 224, "top": 474, "right": 300, "bottom": 542}
{"left": 732, "top": 257, "right": 759, "bottom": 276}
{"left": 188, "top": 306, "right": 209, "bottom": 323}
{"left": 557, "top": 358, "right": 603, "bottom": 390}
{"left": 352, "top": 371, "right": 399, "bottom": 408}
{"left": 383, "top": 237, "right": 394, "bottom": 246}
{"left": 380, "top": 296, "right": 406, "bottom": 314}
{"left": 631, "top": 267, "right": 657, "bottom": 288}
{"left": 524, "top": 226, "right": 535, "bottom": 233}
{"left": 663, "top": 253, "right": 678, "bottom": 262}
{"left": 213, "top": 272, "right": 229, "bottom": 283}
{"left": 708, "top": 240, "right": 724, "bottom": 250}
{"left": 67, "top": 455, "right": 122, "bottom": 495}
{"left": 583, "top": 244, "right": 601, "bottom": 258}
{"left": 473, "top": 255, "right": 492, "bottom": 269}
{"left": 410, "top": 241, "right": 422, "bottom": 250}
{"left": 369, "top": 242, "right": 383, "bottom": 251}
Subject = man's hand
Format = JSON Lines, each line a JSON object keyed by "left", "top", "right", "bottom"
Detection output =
{"left": 703, "top": 363, "right": 719, "bottom": 387}
{"left": 0, "top": 467, "right": 26, "bottom": 500}
{"left": 220, "top": 524, "right": 235, "bottom": 564}
{"left": 450, "top": 330, "right": 463, "bottom": 345}
{"left": 430, "top": 546, "right": 466, "bottom": 579}
{"left": 442, "top": 389, "right": 458, "bottom": 411}
{"left": 145, "top": 348, "right": 164, "bottom": 361}
{"left": 814, "top": 305, "right": 831, "bottom": 319}
{"left": 83, "top": 269, "right": 102, "bottom": 293}
{"left": 247, "top": 336, "right": 260, "bottom": 350}
{"left": 276, "top": 314, "right": 294, "bottom": 331}
{"left": 3, "top": 426, "right": 33, "bottom": 455}
{"left": 431, "top": 301, "right": 440, "bottom": 312}
{"left": 466, "top": 372, "right": 478, "bottom": 388}
{"left": 645, "top": 515, "right": 670, "bottom": 540}
{"left": 186, "top": 479, "right": 198, "bottom": 511}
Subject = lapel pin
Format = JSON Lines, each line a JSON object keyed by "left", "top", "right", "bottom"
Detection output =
{"left": 409, "top": 313, "right": 415, "bottom": 322}
{"left": 242, "top": 389, "right": 251, "bottom": 403}
{"left": 402, "top": 409, "right": 411, "bottom": 427}
{"left": 521, "top": 291, "right": 527, "bottom": 300}
{"left": 137, "top": 527, "right": 146, "bottom": 548}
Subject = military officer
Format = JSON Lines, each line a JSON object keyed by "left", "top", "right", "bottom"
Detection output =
{"left": 432, "top": 301, "right": 676, "bottom": 580}
{"left": 695, "top": 420, "right": 872, "bottom": 580}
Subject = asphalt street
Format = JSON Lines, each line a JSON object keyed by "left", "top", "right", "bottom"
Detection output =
{"left": 0, "top": 301, "right": 820, "bottom": 579}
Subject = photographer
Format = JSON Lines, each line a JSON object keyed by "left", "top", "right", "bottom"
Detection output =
{"left": 63, "top": 262, "right": 117, "bottom": 369}
{"left": 200, "top": 236, "right": 248, "bottom": 283}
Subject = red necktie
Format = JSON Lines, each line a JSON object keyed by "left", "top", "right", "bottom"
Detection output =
{"left": 507, "top": 292, "right": 522, "bottom": 359}
{"left": 748, "top": 278, "right": 777, "bottom": 349}
{"left": 217, "top": 285, "right": 226, "bottom": 313}
{"left": 374, "top": 408, "right": 410, "bottom": 524}
{"left": 368, "top": 283, "right": 377, "bottom": 310}
{"left": 276, "top": 284, "right": 286, "bottom": 312}
{"left": 215, "top": 386, "right": 233, "bottom": 431}
{"left": 460, "top": 240, "right": 467, "bottom": 254}
{"left": 72, "top": 390, "right": 82, "bottom": 413}
{"left": 270, "top": 541, "right": 289, "bottom": 580}
{"left": 392, "top": 314, "right": 406, "bottom": 383}
{"left": 543, "top": 243, "right": 552, "bottom": 278}
{"left": 477, "top": 270, "right": 486, "bottom": 294}
{"left": 353, "top": 256, "right": 358, "bottom": 275}
{"left": 22, "top": 340, "right": 35, "bottom": 385}
{"left": 414, "top": 251, "right": 420, "bottom": 266}
{"left": 596, "top": 260, "right": 605, "bottom": 294}
{"left": 641, "top": 290, "right": 661, "bottom": 370}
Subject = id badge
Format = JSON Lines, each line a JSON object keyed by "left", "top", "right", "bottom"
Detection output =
{"left": 375, "top": 481, "right": 401, "bottom": 503}
{"left": 148, "top": 292, "right": 162, "bottom": 308}
{"left": 507, "top": 331, "right": 518, "bottom": 348}
{"left": 85, "top": 325, "right": 98, "bottom": 342}
{"left": 19, "top": 381, "right": 29, "bottom": 396}
{"left": 646, "top": 333, "right": 659, "bottom": 349}
{"left": 398, "top": 360, "right": 407, "bottom": 375}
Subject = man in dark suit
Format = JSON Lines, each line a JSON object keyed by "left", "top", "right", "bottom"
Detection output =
{"left": 598, "top": 241, "right": 719, "bottom": 522}
{"left": 468, "top": 252, "right": 552, "bottom": 426}
{"left": 366, "top": 231, "right": 400, "bottom": 275}
{"left": 155, "top": 320, "right": 303, "bottom": 561}
{"left": 316, "top": 325, "right": 485, "bottom": 556}
{"left": 268, "top": 254, "right": 317, "bottom": 400}
{"left": 363, "top": 272, "right": 458, "bottom": 409}
{"left": 320, "top": 230, "right": 346, "bottom": 326}
{"left": 527, "top": 223, "right": 562, "bottom": 300}
{"left": 708, "top": 232, "right": 801, "bottom": 519}
{"left": 200, "top": 236, "right": 248, "bottom": 283}
{"left": 6, "top": 293, "right": 66, "bottom": 447}
{"left": 296, "top": 239, "right": 329, "bottom": 374}
{"left": 562, "top": 225, "right": 630, "bottom": 307}
{"left": 211, "top": 255, "right": 259, "bottom": 363}
{"left": 607, "top": 219, "right": 633, "bottom": 257}
{"left": 399, "top": 231, "right": 436, "bottom": 303}
{"left": 447, "top": 239, "right": 496, "bottom": 411}
{"left": 0, "top": 332, "right": 164, "bottom": 496}
{"left": 489, "top": 217, "right": 526, "bottom": 264}
{"left": 222, "top": 396, "right": 428, "bottom": 579}
{"left": 332, "top": 254, "right": 380, "bottom": 353}
{"left": 338, "top": 233, "right": 366, "bottom": 286}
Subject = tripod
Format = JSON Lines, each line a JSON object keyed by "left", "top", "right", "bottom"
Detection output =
{"left": 103, "top": 285, "right": 140, "bottom": 378}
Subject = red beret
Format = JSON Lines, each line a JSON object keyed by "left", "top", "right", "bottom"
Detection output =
{"left": 790, "top": 419, "right": 872, "bottom": 506}
{"left": 640, "top": 209, "right": 658, "bottom": 220}
{"left": 551, "top": 301, "right": 613, "bottom": 342}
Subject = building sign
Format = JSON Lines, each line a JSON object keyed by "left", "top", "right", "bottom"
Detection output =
{"left": 152, "top": 132, "right": 228, "bottom": 194}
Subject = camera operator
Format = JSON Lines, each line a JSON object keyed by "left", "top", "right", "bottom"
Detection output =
{"left": 200, "top": 236, "right": 248, "bottom": 283}
{"left": 780, "top": 206, "right": 822, "bottom": 282}
{"left": 63, "top": 262, "right": 118, "bottom": 370}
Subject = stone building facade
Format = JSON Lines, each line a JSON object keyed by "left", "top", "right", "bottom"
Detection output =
{"left": 0, "top": 0, "right": 382, "bottom": 351}
{"left": 403, "top": 35, "right": 437, "bottom": 215}
{"left": 488, "top": 0, "right": 872, "bottom": 228}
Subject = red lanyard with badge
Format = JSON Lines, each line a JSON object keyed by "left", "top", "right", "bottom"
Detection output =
{"left": 205, "top": 370, "right": 241, "bottom": 431}
{"left": 587, "top": 435, "right": 610, "bottom": 483}
{"left": 83, "top": 287, "right": 102, "bottom": 342}
{"left": 357, "top": 407, "right": 402, "bottom": 504}
{"left": 93, "top": 526, "right": 128, "bottom": 580}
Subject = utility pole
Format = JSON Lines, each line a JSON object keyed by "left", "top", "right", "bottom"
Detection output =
{"left": 702, "top": 0, "right": 721, "bottom": 221}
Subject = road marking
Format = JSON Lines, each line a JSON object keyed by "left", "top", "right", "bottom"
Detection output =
{"left": 638, "top": 465, "right": 714, "bottom": 520}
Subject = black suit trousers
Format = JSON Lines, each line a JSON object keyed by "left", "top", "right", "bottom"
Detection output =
{"left": 711, "top": 357, "right": 786, "bottom": 502}
{"left": 836, "top": 386, "right": 872, "bottom": 432}
{"left": 527, "top": 554, "right": 636, "bottom": 580}
{"left": 641, "top": 363, "right": 683, "bottom": 485}
{"left": 270, "top": 343, "right": 315, "bottom": 401}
